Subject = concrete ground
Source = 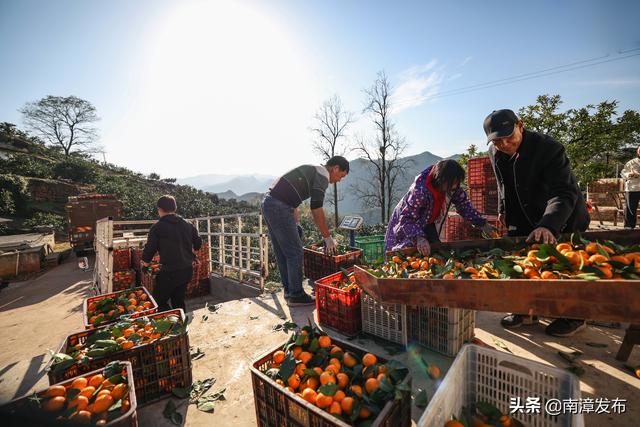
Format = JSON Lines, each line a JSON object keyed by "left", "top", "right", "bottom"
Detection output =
{"left": 0, "top": 254, "right": 639, "bottom": 426}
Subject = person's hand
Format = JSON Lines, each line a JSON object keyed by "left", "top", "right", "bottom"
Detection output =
{"left": 481, "top": 222, "right": 499, "bottom": 239}
{"left": 416, "top": 236, "right": 431, "bottom": 256}
{"left": 498, "top": 213, "right": 506, "bottom": 226}
{"left": 526, "top": 227, "right": 557, "bottom": 244}
{"left": 323, "top": 236, "right": 337, "bottom": 255}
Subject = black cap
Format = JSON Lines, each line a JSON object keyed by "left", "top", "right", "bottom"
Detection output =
{"left": 483, "top": 109, "right": 519, "bottom": 143}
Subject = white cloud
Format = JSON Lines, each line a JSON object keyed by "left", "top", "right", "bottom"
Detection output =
{"left": 460, "top": 56, "right": 473, "bottom": 66}
{"left": 575, "top": 79, "right": 640, "bottom": 86}
{"left": 448, "top": 73, "right": 463, "bottom": 82}
{"left": 391, "top": 60, "right": 444, "bottom": 114}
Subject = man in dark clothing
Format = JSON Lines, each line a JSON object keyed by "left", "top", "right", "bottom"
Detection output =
{"left": 262, "top": 156, "right": 349, "bottom": 307}
{"left": 484, "top": 109, "right": 590, "bottom": 337}
{"left": 141, "top": 195, "right": 202, "bottom": 312}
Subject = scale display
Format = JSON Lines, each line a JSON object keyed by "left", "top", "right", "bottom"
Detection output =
{"left": 339, "top": 215, "right": 364, "bottom": 230}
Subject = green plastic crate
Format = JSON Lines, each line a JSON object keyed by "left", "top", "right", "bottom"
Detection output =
{"left": 355, "top": 234, "right": 385, "bottom": 263}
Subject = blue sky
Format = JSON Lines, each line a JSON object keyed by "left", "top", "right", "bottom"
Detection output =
{"left": 1, "top": 0, "right": 639, "bottom": 178}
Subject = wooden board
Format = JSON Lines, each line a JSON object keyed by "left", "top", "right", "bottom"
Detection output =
{"left": 353, "top": 229, "right": 640, "bottom": 323}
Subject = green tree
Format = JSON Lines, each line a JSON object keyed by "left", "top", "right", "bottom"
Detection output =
{"left": 518, "top": 95, "right": 640, "bottom": 186}
{"left": 53, "top": 156, "right": 98, "bottom": 183}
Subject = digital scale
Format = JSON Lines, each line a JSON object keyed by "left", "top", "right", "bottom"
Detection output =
{"left": 338, "top": 215, "right": 364, "bottom": 247}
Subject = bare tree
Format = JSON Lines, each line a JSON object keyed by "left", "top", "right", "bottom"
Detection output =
{"left": 353, "top": 71, "right": 409, "bottom": 224}
{"left": 311, "top": 95, "right": 353, "bottom": 227}
{"left": 20, "top": 95, "right": 100, "bottom": 156}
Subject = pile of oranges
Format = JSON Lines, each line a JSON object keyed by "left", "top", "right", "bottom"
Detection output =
{"left": 265, "top": 327, "right": 409, "bottom": 424}
{"left": 369, "top": 238, "right": 640, "bottom": 281}
{"left": 60, "top": 312, "right": 184, "bottom": 363}
{"left": 326, "top": 273, "right": 360, "bottom": 293}
{"left": 86, "top": 288, "right": 155, "bottom": 327}
{"left": 18, "top": 362, "right": 131, "bottom": 426}
{"left": 444, "top": 402, "right": 523, "bottom": 427}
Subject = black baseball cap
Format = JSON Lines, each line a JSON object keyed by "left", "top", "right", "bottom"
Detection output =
{"left": 483, "top": 109, "right": 519, "bottom": 143}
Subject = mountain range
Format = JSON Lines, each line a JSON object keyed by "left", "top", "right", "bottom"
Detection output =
{"left": 179, "top": 150, "right": 460, "bottom": 221}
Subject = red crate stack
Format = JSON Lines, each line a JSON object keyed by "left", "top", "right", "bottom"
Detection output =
{"left": 113, "top": 248, "right": 131, "bottom": 272}
{"left": 112, "top": 270, "right": 136, "bottom": 291}
{"left": 314, "top": 269, "right": 362, "bottom": 337}
{"left": 467, "top": 156, "right": 499, "bottom": 216}
{"left": 443, "top": 213, "right": 505, "bottom": 242}
{"left": 467, "top": 156, "right": 496, "bottom": 187}
{"left": 468, "top": 187, "right": 499, "bottom": 215}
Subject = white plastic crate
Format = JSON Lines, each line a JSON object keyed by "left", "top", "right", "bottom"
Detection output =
{"left": 408, "top": 306, "right": 475, "bottom": 356}
{"left": 419, "top": 344, "right": 584, "bottom": 427}
{"left": 361, "top": 291, "right": 408, "bottom": 346}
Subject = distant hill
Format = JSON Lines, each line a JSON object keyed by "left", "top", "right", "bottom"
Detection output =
{"left": 216, "top": 190, "right": 263, "bottom": 205}
{"left": 178, "top": 174, "right": 276, "bottom": 195}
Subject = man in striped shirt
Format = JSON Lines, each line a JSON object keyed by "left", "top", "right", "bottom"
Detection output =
{"left": 262, "top": 156, "right": 349, "bottom": 306}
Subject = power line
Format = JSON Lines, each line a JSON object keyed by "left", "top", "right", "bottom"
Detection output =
{"left": 393, "top": 50, "right": 640, "bottom": 106}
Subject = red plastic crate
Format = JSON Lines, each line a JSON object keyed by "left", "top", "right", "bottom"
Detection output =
{"left": 82, "top": 286, "right": 158, "bottom": 329}
{"left": 1, "top": 362, "right": 137, "bottom": 427}
{"left": 47, "top": 309, "right": 191, "bottom": 407}
{"left": 303, "top": 246, "right": 362, "bottom": 281}
{"left": 113, "top": 248, "right": 132, "bottom": 272}
{"left": 443, "top": 213, "right": 505, "bottom": 242}
{"left": 314, "top": 269, "right": 362, "bottom": 337}
{"left": 112, "top": 269, "right": 136, "bottom": 292}
{"left": 140, "top": 262, "right": 208, "bottom": 299}
{"left": 467, "top": 156, "right": 497, "bottom": 188}
{"left": 468, "top": 186, "right": 499, "bottom": 215}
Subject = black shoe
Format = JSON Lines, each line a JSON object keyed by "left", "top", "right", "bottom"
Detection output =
{"left": 500, "top": 314, "right": 539, "bottom": 329}
{"left": 287, "top": 293, "right": 315, "bottom": 306}
{"left": 545, "top": 318, "right": 586, "bottom": 337}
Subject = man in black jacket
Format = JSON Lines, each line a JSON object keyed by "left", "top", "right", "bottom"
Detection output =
{"left": 484, "top": 109, "right": 590, "bottom": 337}
{"left": 141, "top": 195, "right": 202, "bottom": 312}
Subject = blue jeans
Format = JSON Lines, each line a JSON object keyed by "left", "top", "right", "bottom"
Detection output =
{"left": 261, "top": 194, "right": 304, "bottom": 298}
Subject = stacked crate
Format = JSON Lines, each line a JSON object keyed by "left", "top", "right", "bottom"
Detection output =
{"left": 443, "top": 213, "right": 505, "bottom": 241}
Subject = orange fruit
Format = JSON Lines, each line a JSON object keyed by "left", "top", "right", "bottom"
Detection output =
{"left": 556, "top": 243, "right": 572, "bottom": 253}
{"left": 121, "top": 340, "right": 134, "bottom": 350}
{"left": 527, "top": 250, "right": 539, "bottom": 258}
{"left": 318, "top": 335, "right": 332, "bottom": 348}
{"left": 343, "top": 352, "right": 358, "bottom": 368}
{"left": 96, "top": 419, "right": 108, "bottom": 426}
{"left": 376, "top": 373, "right": 386, "bottom": 382}
{"left": 362, "top": 353, "right": 377, "bottom": 367}
{"left": 325, "top": 364, "right": 340, "bottom": 376}
{"left": 43, "top": 396, "right": 66, "bottom": 412}
{"left": 93, "top": 394, "right": 114, "bottom": 413}
{"left": 71, "top": 410, "right": 92, "bottom": 425}
{"left": 68, "top": 395, "right": 89, "bottom": 411}
{"left": 540, "top": 271, "right": 558, "bottom": 280}
{"left": 444, "top": 421, "right": 465, "bottom": 427}
{"left": 365, "top": 378, "right": 379, "bottom": 394}
{"left": 330, "top": 346, "right": 343, "bottom": 355}
{"left": 301, "top": 377, "right": 319, "bottom": 391}
{"left": 499, "top": 415, "right": 513, "bottom": 427}
{"left": 126, "top": 305, "right": 136, "bottom": 312}
{"left": 329, "top": 401, "right": 342, "bottom": 415}
{"left": 341, "top": 396, "right": 354, "bottom": 414}
{"left": 563, "top": 251, "right": 581, "bottom": 266}
{"left": 585, "top": 242, "right": 598, "bottom": 254}
{"left": 292, "top": 346, "right": 302, "bottom": 359}
{"left": 329, "top": 358, "right": 341, "bottom": 369}
{"left": 420, "top": 261, "right": 430, "bottom": 270}
{"left": 377, "top": 365, "right": 387, "bottom": 375}
{"left": 44, "top": 385, "right": 66, "bottom": 398}
{"left": 320, "top": 371, "right": 336, "bottom": 385}
{"left": 411, "top": 260, "right": 420, "bottom": 269}
{"left": 295, "top": 363, "right": 307, "bottom": 377}
{"left": 123, "top": 328, "right": 135, "bottom": 338}
{"left": 336, "top": 373, "right": 349, "bottom": 389}
{"left": 359, "top": 407, "right": 371, "bottom": 419}
{"left": 524, "top": 267, "right": 540, "bottom": 279}
{"left": 610, "top": 255, "right": 631, "bottom": 265}
{"left": 333, "top": 390, "right": 346, "bottom": 402}
{"left": 589, "top": 254, "right": 608, "bottom": 264}
{"left": 464, "top": 266, "right": 478, "bottom": 274}
{"left": 299, "top": 352, "right": 313, "bottom": 365}
{"left": 111, "top": 383, "right": 127, "bottom": 401}
{"left": 88, "top": 374, "right": 104, "bottom": 388}
{"left": 442, "top": 273, "right": 455, "bottom": 280}
{"left": 273, "top": 350, "right": 286, "bottom": 364}
{"left": 121, "top": 398, "right": 131, "bottom": 414}
{"left": 313, "top": 367, "right": 323, "bottom": 376}
{"left": 97, "top": 389, "right": 112, "bottom": 398}
{"left": 143, "top": 301, "right": 152, "bottom": 309}
{"left": 428, "top": 365, "right": 441, "bottom": 379}
{"left": 128, "top": 298, "right": 137, "bottom": 306}
{"left": 88, "top": 302, "right": 97, "bottom": 312}
{"left": 362, "top": 366, "right": 374, "bottom": 380}
{"left": 350, "top": 384, "right": 363, "bottom": 397}
{"left": 101, "top": 379, "right": 116, "bottom": 391}
{"left": 78, "top": 386, "right": 96, "bottom": 399}
{"left": 287, "top": 374, "right": 301, "bottom": 389}
{"left": 391, "top": 256, "right": 401, "bottom": 263}
{"left": 315, "top": 393, "right": 333, "bottom": 409}
{"left": 275, "top": 379, "right": 285, "bottom": 387}
{"left": 301, "top": 388, "right": 317, "bottom": 403}
{"left": 71, "top": 377, "right": 88, "bottom": 390}
{"left": 596, "top": 265, "right": 613, "bottom": 279}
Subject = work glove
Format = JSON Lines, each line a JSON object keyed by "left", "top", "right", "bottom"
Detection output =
{"left": 323, "top": 236, "right": 337, "bottom": 256}
{"left": 481, "top": 222, "right": 500, "bottom": 239}
{"left": 416, "top": 236, "right": 431, "bottom": 256}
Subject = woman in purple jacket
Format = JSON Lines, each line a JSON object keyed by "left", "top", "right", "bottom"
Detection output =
{"left": 385, "top": 160, "right": 496, "bottom": 256}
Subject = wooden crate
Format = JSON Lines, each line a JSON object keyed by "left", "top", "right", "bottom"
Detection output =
{"left": 354, "top": 230, "right": 640, "bottom": 323}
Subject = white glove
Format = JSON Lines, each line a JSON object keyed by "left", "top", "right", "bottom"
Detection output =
{"left": 416, "top": 236, "right": 431, "bottom": 256}
{"left": 323, "top": 236, "right": 337, "bottom": 255}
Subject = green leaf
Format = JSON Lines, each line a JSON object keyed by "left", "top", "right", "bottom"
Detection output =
{"left": 476, "top": 401, "right": 502, "bottom": 419}
{"left": 309, "top": 338, "right": 319, "bottom": 353}
{"left": 108, "top": 398, "right": 123, "bottom": 412}
{"left": 318, "top": 383, "right": 338, "bottom": 396}
{"left": 278, "top": 352, "right": 297, "bottom": 382}
{"left": 414, "top": 388, "right": 428, "bottom": 408}
{"left": 66, "top": 388, "right": 81, "bottom": 400}
{"left": 379, "top": 376, "right": 394, "bottom": 393}
{"left": 172, "top": 387, "right": 189, "bottom": 399}
{"left": 108, "top": 373, "right": 124, "bottom": 385}
{"left": 153, "top": 319, "right": 174, "bottom": 334}
{"left": 86, "top": 330, "right": 112, "bottom": 345}
{"left": 303, "top": 368, "right": 319, "bottom": 378}
{"left": 294, "top": 333, "right": 306, "bottom": 346}
{"left": 197, "top": 401, "right": 215, "bottom": 412}
{"left": 595, "top": 243, "right": 611, "bottom": 259}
